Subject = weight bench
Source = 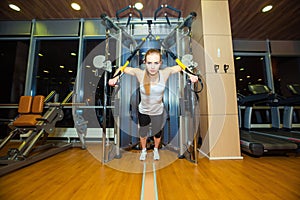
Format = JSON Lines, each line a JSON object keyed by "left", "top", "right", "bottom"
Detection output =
{"left": 0, "top": 93, "right": 72, "bottom": 176}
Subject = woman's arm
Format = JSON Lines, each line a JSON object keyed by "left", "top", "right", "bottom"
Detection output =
{"left": 108, "top": 67, "right": 141, "bottom": 86}
{"left": 162, "top": 65, "right": 199, "bottom": 83}
{"left": 166, "top": 65, "right": 182, "bottom": 74}
{"left": 160, "top": 65, "right": 181, "bottom": 81}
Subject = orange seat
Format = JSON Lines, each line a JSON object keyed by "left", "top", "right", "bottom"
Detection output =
{"left": 16, "top": 96, "right": 33, "bottom": 114}
{"left": 13, "top": 95, "right": 45, "bottom": 127}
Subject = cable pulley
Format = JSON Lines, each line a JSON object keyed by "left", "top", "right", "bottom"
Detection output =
{"left": 93, "top": 55, "right": 112, "bottom": 73}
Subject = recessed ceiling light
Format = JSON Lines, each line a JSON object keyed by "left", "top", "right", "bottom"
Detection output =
{"left": 9, "top": 4, "right": 21, "bottom": 12}
{"left": 71, "top": 3, "right": 81, "bottom": 11}
{"left": 134, "top": 2, "right": 143, "bottom": 10}
{"left": 262, "top": 5, "right": 273, "bottom": 13}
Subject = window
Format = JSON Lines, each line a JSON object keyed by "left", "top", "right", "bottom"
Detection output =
{"left": 234, "top": 55, "right": 269, "bottom": 95}
{"left": 271, "top": 56, "right": 300, "bottom": 97}
{"left": 33, "top": 39, "right": 79, "bottom": 127}
{"left": 33, "top": 39, "right": 78, "bottom": 100}
{"left": 0, "top": 40, "right": 30, "bottom": 103}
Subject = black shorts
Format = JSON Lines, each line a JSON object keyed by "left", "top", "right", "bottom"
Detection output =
{"left": 138, "top": 110, "right": 167, "bottom": 138}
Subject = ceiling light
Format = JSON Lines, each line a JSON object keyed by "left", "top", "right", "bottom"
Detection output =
{"left": 71, "top": 3, "right": 81, "bottom": 11}
{"left": 262, "top": 5, "right": 273, "bottom": 13}
{"left": 134, "top": 2, "right": 143, "bottom": 10}
{"left": 9, "top": 4, "right": 21, "bottom": 12}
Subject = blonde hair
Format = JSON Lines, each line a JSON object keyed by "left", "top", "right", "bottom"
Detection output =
{"left": 143, "top": 49, "right": 162, "bottom": 95}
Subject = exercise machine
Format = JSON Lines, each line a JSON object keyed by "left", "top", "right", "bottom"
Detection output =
{"left": 238, "top": 84, "right": 298, "bottom": 156}
{"left": 282, "top": 84, "right": 300, "bottom": 130}
{"left": 72, "top": 6, "right": 203, "bottom": 164}
{"left": 0, "top": 91, "right": 74, "bottom": 176}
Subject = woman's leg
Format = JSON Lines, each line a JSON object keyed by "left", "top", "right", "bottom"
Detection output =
{"left": 139, "top": 123, "right": 149, "bottom": 150}
{"left": 151, "top": 111, "right": 167, "bottom": 149}
{"left": 138, "top": 111, "right": 151, "bottom": 147}
{"left": 154, "top": 136, "right": 161, "bottom": 148}
{"left": 138, "top": 112, "right": 151, "bottom": 160}
{"left": 151, "top": 111, "right": 167, "bottom": 160}
{"left": 152, "top": 131, "right": 161, "bottom": 160}
{"left": 140, "top": 136, "right": 147, "bottom": 149}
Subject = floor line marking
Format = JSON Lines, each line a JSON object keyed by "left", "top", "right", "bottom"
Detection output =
{"left": 153, "top": 163, "right": 159, "bottom": 200}
{"left": 140, "top": 162, "right": 146, "bottom": 200}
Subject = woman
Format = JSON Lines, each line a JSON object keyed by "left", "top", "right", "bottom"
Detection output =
{"left": 109, "top": 49, "right": 198, "bottom": 161}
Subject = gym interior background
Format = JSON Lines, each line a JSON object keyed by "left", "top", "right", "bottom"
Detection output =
{"left": 0, "top": 0, "right": 299, "bottom": 199}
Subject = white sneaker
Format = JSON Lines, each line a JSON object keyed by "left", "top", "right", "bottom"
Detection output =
{"left": 153, "top": 149, "right": 160, "bottom": 160}
{"left": 140, "top": 151, "right": 147, "bottom": 161}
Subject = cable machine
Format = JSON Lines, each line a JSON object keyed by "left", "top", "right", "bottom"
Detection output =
{"left": 72, "top": 6, "right": 203, "bottom": 164}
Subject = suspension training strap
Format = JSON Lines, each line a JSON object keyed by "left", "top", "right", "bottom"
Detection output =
{"left": 112, "top": 37, "right": 148, "bottom": 79}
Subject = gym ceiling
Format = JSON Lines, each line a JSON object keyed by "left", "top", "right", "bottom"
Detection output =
{"left": 0, "top": 0, "right": 299, "bottom": 40}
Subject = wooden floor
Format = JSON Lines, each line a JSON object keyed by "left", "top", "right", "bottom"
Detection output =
{"left": 0, "top": 145, "right": 299, "bottom": 200}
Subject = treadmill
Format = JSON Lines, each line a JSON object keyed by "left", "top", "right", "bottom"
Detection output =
{"left": 248, "top": 84, "right": 300, "bottom": 146}
{"left": 282, "top": 84, "right": 300, "bottom": 131}
{"left": 238, "top": 84, "right": 298, "bottom": 157}
{"left": 239, "top": 130, "right": 297, "bottom": 156}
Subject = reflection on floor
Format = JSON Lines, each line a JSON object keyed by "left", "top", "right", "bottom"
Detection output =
{"left": 86, "top": 142, "right": 179, "bottom": 173}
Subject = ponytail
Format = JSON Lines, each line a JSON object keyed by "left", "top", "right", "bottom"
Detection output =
{"left": 143, "top": 49, "right": 162, "bottom": 96}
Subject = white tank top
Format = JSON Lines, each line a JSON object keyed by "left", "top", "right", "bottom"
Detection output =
{"left": 139, "top": 71, "right": 166, "bottom": 115}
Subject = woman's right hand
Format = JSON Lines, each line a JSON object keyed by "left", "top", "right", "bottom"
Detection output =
{"left": 108, "top": 76, "right": 119, "bottom": 87}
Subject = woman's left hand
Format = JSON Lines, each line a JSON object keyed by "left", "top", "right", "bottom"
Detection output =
{"left": 189, "top": 74, "right": 199, "bottom": 83}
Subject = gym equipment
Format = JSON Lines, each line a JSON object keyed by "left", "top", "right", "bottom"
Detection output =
{"left": 154, "top": 4, "right": 181, "bottom": 24}
{"left": 0, "top": 91, "right": 74, "bottom": 176}
{"left": 72, "top": 8, "right": 202, "bottom": 164}
{"left": 240, "top": 130, "right": 297, "bottom": 156}
{"left": 116, "top": 4, "right": 143, "bottom": 27}
{"left": 282, "top": 84, "right": 300, "bottom": 130}
{"left": 238, "top": 84, "right": 298, "bottom": 156}
{"left": 244, "top": 84, "right": 300, "bottom": 139}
